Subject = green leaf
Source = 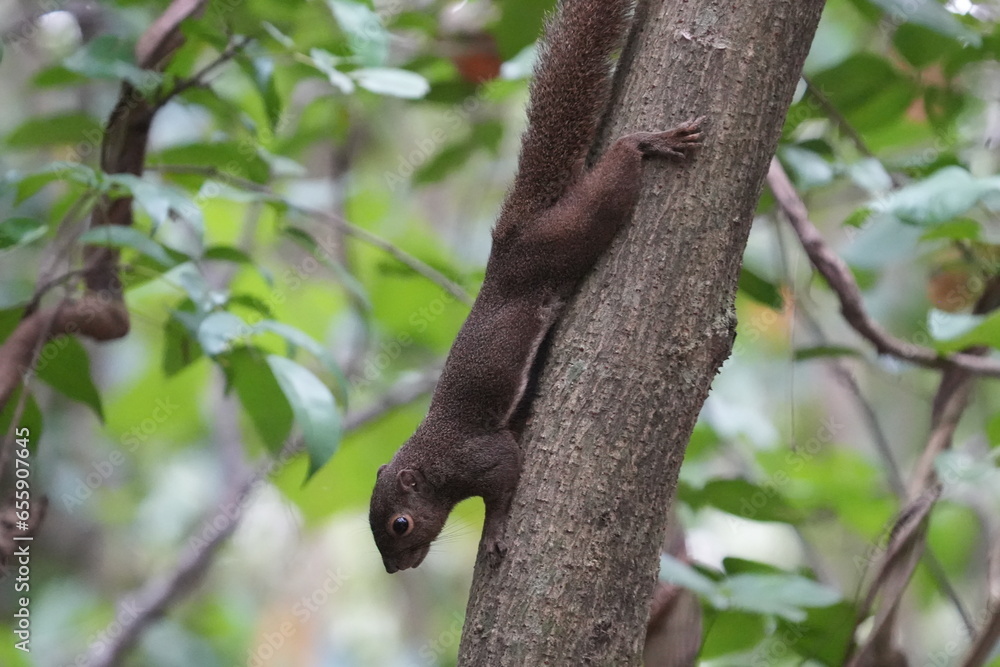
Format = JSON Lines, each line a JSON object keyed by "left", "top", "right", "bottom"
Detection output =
{"left": 203, "top": 245, "right": 254, "bottom": 264}
{"left": 78, "top": 226, "right": 178, "bottom": 268}
{"left": 776, "top": 601, "right": 856, "bottom": 665}
{"left": 412, "top": 121, "right": 505, "bottom": 185}
{"left": 14, "top": 162, "right": 98, "bottom": 202}
{"left": 500, "top": 44, "right": 538, "bottom": 80}
{"left": 228, "top": 294, "right": 274, "bottom": 318}
{"left": 63, "top": 35, "right": 162, "bottom": 90}
{"left": 266, "top": 355, "right": 341, "bottom": 477}
{"left": 843, "top": 206, "right": 874, "bottom": 229}
{"left": 794, "top": 345, "right": 864, "bottom": 361}
{"left": 167, "top": 263, "right": 213, "bottom": 311}
{"left": 738, "top": 267, "right": 784, "bottom": 310}
{"left": 934, "top": 451, "right": 997, "bottom": 487}
{"left": 351, "top": 67, "right": 430, "bottom": 99}
{"left": 245, "top": 56, "right": 282, "bottom": 131}
{"left": 198, "top": 312, "right": 251, "bottom": 357}
{"left": 35, "top": 337, "right": 104, "bottom": 420}
{"left": 699, "top": 610, "right": 767, "bottom": 659}
{"left": 0, "top": 388, "right": 43, "bottom": 449}
{"left": 104, "top": 174, "right": 203, "bottom": 232}
{"left": 876, "top": 167, "right": 1000, "bottom": 227}
{"left": 413, "top": 141, "right": 478, "bottom": 185}
{"left": 865, "top": 0, "right": 981, "bottom": 46}
{"left": 228, "top": 348, "right": 293, "bottom": 454}
{"left": 163, "top": 312, "right": 203, "bottom": 376}
{"left": 32, "top": 65, "right": 88, "bottom": 88}
{"left": 0, "top": 218, "right": 47, "bottom": 250}
{"left": 495, "top": 0, "right": 554, "bottom": 58}
{"left": 262, "top": 22, "right": 295, "bottom": 49}
{"left": 847, "top": 158, "right": 893, "bottom": 195}
{"left": 658, "top": 554, "right": 725, "bottom": 605}
{"left": 810, "top": 54, "right": 919, "bottom": 131}
{"left": 779, "top": 146, "right": 834, "bottom": 189}
{"left": 254, "top": 320, "right": 348, "bottom": 405}
{"left": 5, "top": 112, "right": 103, "bottom": 149}
{"left": 0, "top": 286, "right": 33, "bottom": 312}
{"left": 256, "top": 148, "right": 306, "bottom": 178}
{"left": 309, "top": 48, "right": 355, "bottom": 94}
{"left": 471, "top": 120, "right": 505, "bottom": 153}
{"left": 282, "top": 226, "right": 315, "bottom": 249}
{"left": 987, "top": 412, "right": 1000, "bottom": 450}
{"left": 282, "top": 226, "right": 372, "bottom": 311}
{"left": 195, "top": 180, "right": 281, "bottom": 205}
{"left": 928, "top": 309, "right": 1000, "bottom": 352}
{"left": 920, "top": 218, "right": 981, "bottom": 242}
{"left": 924, "top": 85, "right": 968, "bottom": 133}
{"left": 150, "top": 142, "right": 271, "bottom": 184}
{"left": 327, "top": 0, "right": 389, "bottom": 66}
{"left": 681, "top": 478, "right": 805, "bottom": 524}
{"left": 721, "top": 573, "right": 841, "bottom": 622}
{"left": 841, "top": 213, "right": 924, "bottom": 269}
{"left": 721, "top": 556, "right": 783, "bottom": 576}
{"left": 894, "top": 23, "right": 956, "bottom": 68}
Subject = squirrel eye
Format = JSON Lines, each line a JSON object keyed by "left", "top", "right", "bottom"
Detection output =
{"left": 389, "top": 514, "right": 413, "bottom": 536}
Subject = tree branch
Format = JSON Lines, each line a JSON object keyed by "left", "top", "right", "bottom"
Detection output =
{"left": 767, "top": 158, "right": 1000, "bottom": 378}
{"left": 81, "top": 368, "right": 440, "bottom": 667}
{"left": 848, "top": 279, "right": 1000, "bottom": 664}
{"left": 779, "top": 228, "right": 974, "bottom": 627}
{"left": 803, "top": 77, "right": 875, "bottom": 160}
{"left": 160, "top": 36, "right": 254, "bottom": 102}
{"left": 769, "top": 159, "right": 1000, "bottom": 658}
{"left": 0, "top": 0, "right": 206, "bottom": 422}
{"left": 961, "top": 592, "right": 1000, "bottom": 667}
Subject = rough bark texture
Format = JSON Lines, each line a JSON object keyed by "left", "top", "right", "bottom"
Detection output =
{"left": 457, "top": 0, "right": 826, "bottom": 664}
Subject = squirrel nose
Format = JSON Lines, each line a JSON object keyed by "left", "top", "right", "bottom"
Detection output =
{"left": 383, "top": 559, "right": 399, "bottom": 574}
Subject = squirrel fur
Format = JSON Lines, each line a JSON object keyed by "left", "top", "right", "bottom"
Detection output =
{"left": 369, "top": 0, "right": 702, "bottom": 573}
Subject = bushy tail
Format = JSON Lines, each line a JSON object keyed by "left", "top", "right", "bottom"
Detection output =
{"left": 494, "top": 0, "right": 633, "bottom": 237}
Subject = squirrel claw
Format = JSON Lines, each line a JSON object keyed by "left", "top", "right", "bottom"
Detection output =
{"left": 484, "top": 538, "right": 508, "bottom": 566}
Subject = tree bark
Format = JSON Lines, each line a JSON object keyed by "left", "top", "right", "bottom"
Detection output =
{"left": 457, "top": 0, "right": 826, "bottom": 664}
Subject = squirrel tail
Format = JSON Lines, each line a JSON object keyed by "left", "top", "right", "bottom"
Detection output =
{"left": 495, "top": 0, "right": 633, "bottom": 237}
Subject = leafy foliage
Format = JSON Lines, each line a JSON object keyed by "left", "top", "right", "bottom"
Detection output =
{"left": 0, "top": 0, "right": 998, "bottom": 664}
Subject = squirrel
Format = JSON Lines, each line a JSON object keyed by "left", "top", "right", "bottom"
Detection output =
{"left": 369, "top": 0, "right": 702, "bottom": 573}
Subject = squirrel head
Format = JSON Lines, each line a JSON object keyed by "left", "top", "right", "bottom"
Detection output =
{"left": 369, "top": 463, "right": 451, "bottom": 573}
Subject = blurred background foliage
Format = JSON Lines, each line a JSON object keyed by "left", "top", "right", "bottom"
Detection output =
{"left": 0, "top": 0, "right": 998, "bottom": 665}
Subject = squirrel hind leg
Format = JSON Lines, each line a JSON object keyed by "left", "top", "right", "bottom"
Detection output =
{"left": 477, "top": 430, "right": 522, "bottom": 565}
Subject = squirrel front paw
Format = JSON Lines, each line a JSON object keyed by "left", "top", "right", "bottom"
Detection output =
{"left": 635, "top": 117, "right": 705, "bottom": 160}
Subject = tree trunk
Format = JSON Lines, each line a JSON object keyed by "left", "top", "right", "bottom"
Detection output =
{"left": 457, "top": 0, "right": 826, "bottom": 664}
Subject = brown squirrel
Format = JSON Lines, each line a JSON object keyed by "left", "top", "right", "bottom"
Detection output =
{"left": 369, "top": 0, "right": 702, "bottom": 573}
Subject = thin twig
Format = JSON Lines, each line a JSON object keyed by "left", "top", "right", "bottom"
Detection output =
{"left": 0, "top": 306, "right": 61, "bottom": 479}
{"left": 774, "top": 216, "right": 972, "bottom": 626}
{"left": 148, "top": 164, "right": 476, "bottom": 306}
{"left": 767, "top": 158, "right": 1000, "bottom": 378}
{"left": 768, "top": 160, "right": 990, "bottom": 656}
{"left": 846, "top": 278, "right": 1000, "bottom": 663}
{"left": 82, "top": 481, "right": 250, "bottom": 667}
{"left": 82, "top": 368, "right": 440, "bottom": 667}
{"left": 961, "top": 602, "right": 1000, "bottom": 667}
{"left": 159, "top": 36, "right": 254, "bottom": 102}
{"left": 334, "top": 219, "right": 474, "bottom": 306}
{"left": 792, "top": 306, "right": 907, "bottom": 496}
{"left": 803, "top": 77, "right": 877, "bottom": 161}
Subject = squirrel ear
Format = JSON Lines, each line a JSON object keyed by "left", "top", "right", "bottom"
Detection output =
{"left": 377, "top": 464, "right": 387, "bottom": 478}
{"left": 397, "top": 468, "right": 426, "bottom": 494}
